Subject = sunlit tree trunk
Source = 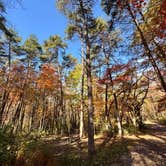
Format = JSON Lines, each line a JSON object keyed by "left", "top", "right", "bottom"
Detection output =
{"left": 0, "top": 91, "right": 9, "bottom": 125}
{"left": 80, "top": 43, "right": 84, "bottom": 138}
{"left": 113, "top": 93, "right": 122, "bottom": 137}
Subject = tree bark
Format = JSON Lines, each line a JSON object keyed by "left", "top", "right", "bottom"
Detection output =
{"left": 86, "top": 42, "right": 95, "bottom": 156}
{"left": 80, "top": 44, "right": 84, "bottom": 138}
{"left": 78, "top": 0, "right": 95, "bottom": 157}
{"left": 113, "top": 93, "right": 122, "bottom": 137}
{"left": 8, "top": 38, "right": 11, "bottom": 69}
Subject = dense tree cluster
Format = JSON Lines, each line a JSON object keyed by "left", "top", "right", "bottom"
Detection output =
{"left": 0, "top": 0, "right": 165, "bottom": 159}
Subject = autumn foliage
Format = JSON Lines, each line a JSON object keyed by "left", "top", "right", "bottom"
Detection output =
{"left": 0, "top": 0, "right": 165, "bottom": 164}
{"left": 158, "top": 0, "right": 166, "bottom": 37}
{"left": 37, "top": 64, "right": 60, "bottom": 90}
{"left": 98, "top": 64, "right": 131, "bottom": 85}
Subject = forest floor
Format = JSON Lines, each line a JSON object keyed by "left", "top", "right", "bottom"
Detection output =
{"left": 123, "top": 122, "right": 166, "bottom": 166}
{"left": 17, "top": 122, "right": 166, "bottom": 166}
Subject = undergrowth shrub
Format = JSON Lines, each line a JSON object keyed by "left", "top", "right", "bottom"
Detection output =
{"left": 158, "top": 117, "right": 166, "bottom": 125}
{"left": 123, "top": 124, "right": 138, "bottom": 135}
{"left": 61, "top": 140, "right": 129, "bottom": 166}
{"left": 0, "top": 125, "right": 18, "bottom": 165}
{"left": 0, "top": 126, "right": 46, "bottom": 166}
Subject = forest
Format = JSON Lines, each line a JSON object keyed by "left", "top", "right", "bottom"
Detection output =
{"left": 0, "top": 0, "right": 166, "bottom": 165}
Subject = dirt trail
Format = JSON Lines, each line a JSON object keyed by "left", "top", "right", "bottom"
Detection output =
{"left": 26, "top": 123, "right": 166, "bottom": 166}
{"left": 125, "top": 123, "right": 166, "bottom": 166}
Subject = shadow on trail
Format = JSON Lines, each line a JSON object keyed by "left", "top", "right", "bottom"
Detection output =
{"left": 124, "top": 123, "right": 166, "bottom": 166}
{"left": 14, "top": 123, "right": 166, "bottom": 166}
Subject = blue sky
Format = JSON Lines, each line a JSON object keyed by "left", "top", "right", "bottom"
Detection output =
{"left": 6, "top": 0, "right": 67, "bottom": 43}
{"left": 6, "top": 0, "right": 81, "bottom": 58}
{"left": 4, "top": 0, "right": 132, "bottom": 65}
{"left": 5, "top": 0, "right": 106, "bottom": 61}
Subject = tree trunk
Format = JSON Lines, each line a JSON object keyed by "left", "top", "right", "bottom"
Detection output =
{"left": 113, "top": 93, "right": 122, "bottom": 137}
{"left": 0, "top": 91, "right": 9, "bottom": 125}
{"left": 86, "top": 42, "right": 95, "bottom": 157}
{"left": 105, "top": 84, "right": 110, "bottom": 130}
{"left": 78, "top": 0, "right": 95, "bottom": 157}
{"left": 8, "top": 39, "right": 11, "bottom": 69}
{"left": 80, "top": 43, "right": 84, "bottom": 138}
{"left": 127, "top": 4, "right": 166, "bottom": 93}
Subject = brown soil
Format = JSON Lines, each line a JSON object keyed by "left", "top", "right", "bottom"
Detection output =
{"left": 123, "top": 122, "right": 166, "bottom": 166}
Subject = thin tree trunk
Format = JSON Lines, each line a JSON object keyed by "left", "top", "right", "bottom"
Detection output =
{"left": 0, "top": 91, "right": 9, "bottom": 125}
{"left": 80, "top": 43, "right": 84, "bottom": 138}
{"left": 127, "top": 4, "right": 166, "bottom": 93}
{"left": 105, "top": 84, "right": 110, "bottom": 130}
{"left": 105, "top": 84, "right": 108, "bottom": 117}
{"left": 8, "top": 39, "right": 11, "bottom": 69}
{"left": 78, "top": 0, "right": 95, "bottom": 157}
{"left": 113, "top": 93, "right": 122, "bottom": 137}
